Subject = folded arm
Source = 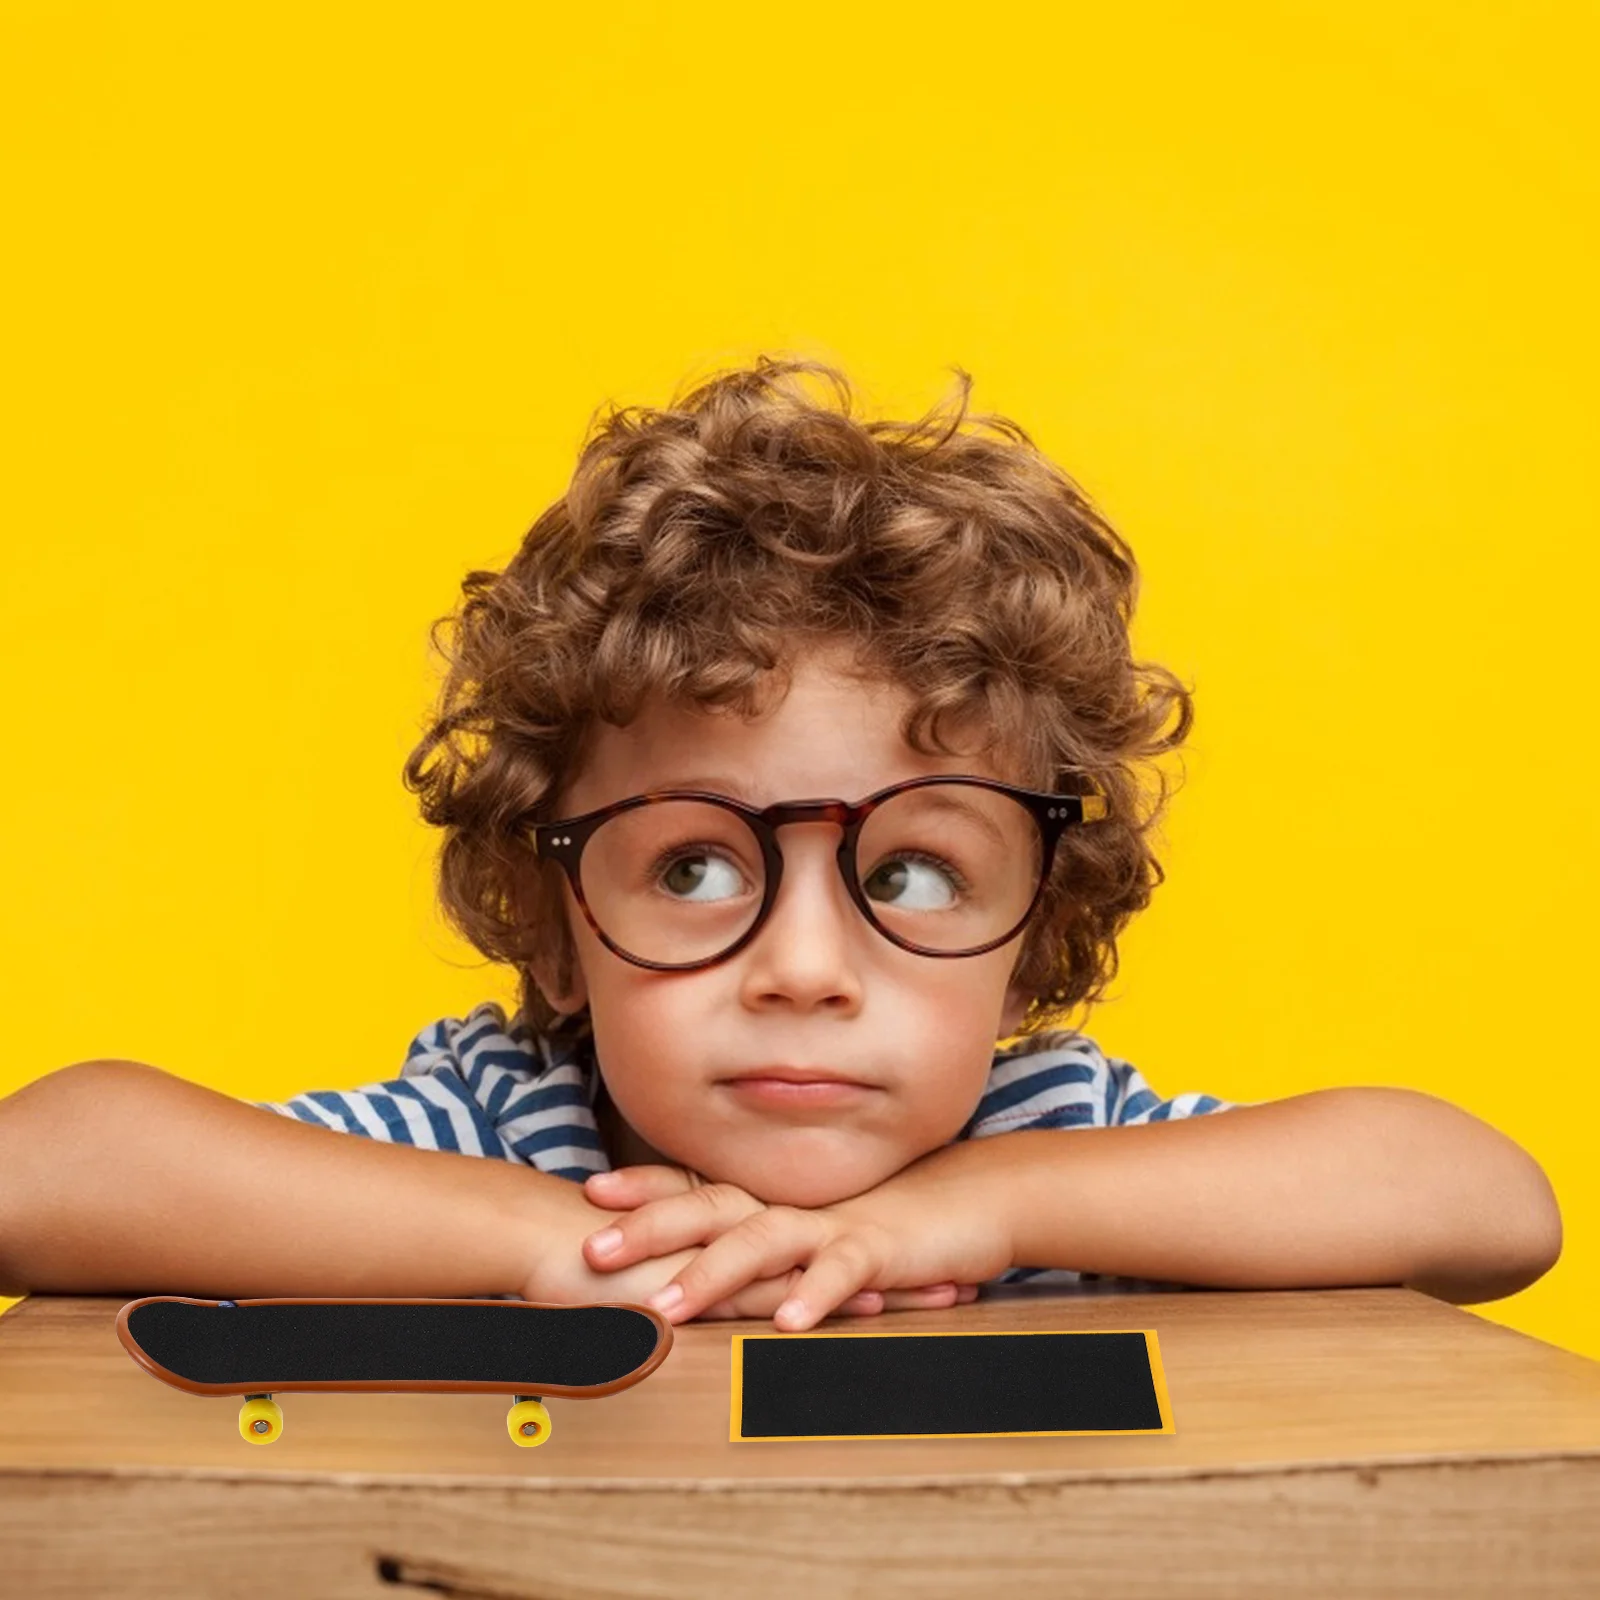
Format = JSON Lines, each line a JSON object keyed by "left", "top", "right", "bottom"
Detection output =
{"left": 0, "top": 1060, "right": 587, "bottom": 1299}
{"left": 982, "top": 1086, "right": 1562, "bottom": 1304}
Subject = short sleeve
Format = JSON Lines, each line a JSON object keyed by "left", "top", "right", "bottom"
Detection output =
{"left": 1105, "top": 1056, "right": 1238, "bottom": 1126}
{"left": 964, "top": 1030, "right": 1238, "bottom": 1138}
{"left": 247, "top": 1000, "right": 609, "bottom": 1179}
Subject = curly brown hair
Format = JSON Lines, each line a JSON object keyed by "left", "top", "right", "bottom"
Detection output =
{"left": 401, "top": 356, "right": 1194, "bottom": 1044}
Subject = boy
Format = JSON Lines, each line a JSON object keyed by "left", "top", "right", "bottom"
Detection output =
{"left": 0, "top": 358, "right": 1562, "bottom": 1330}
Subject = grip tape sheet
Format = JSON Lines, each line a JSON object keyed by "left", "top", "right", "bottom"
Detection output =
{"left": 732, "top": 1327, "right": 1174, "bottom": 1442}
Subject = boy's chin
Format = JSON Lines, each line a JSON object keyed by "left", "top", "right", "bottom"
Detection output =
{"left": 713, "top": 1152, "right": 912, "bottom": 1210}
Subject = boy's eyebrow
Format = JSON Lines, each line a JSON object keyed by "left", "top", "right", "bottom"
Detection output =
{"left": 638, "top": 774, "right": 969, "bottom": 806}
{"left": 643, "top": 774, "right": 761, "bottom": 802}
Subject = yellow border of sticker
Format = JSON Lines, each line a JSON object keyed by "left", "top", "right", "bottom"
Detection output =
{"left": 730, "top": 1327, "right": 1174, "bottom": 1442}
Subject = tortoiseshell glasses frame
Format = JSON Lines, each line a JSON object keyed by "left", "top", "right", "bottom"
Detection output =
{"left": 524, "top": 773, "right": 1109, "bottom": 974}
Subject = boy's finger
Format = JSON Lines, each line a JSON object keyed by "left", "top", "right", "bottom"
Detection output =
{"left": 585, "top": 1182, "right": 762, "bottom": 1269}
{"left": 773, "top": 1249, "right": 878, "bottom": 1332}
{"left": 838, "top": 1291, "right": 885, "bottom": 1316}
{"left": 835, "top": 1283, "right": 981, "bottom": 1315}
{"left": 877, "top": 1284, "right": 960, "bottom": 1311}
{"left": 584, "top": 1166, "right": 697, "bottom": 1206}
{"left": 698, "top": 1287, "right": 883, "bottom": 1321}
{"left": 646, "top": 1207, "right": 831, "bottom": 1323}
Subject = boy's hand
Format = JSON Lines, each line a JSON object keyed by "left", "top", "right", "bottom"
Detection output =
{"left": 576, "top": 1150, "right": 1007, "bottom": 1330}
{"left": 519, "top": 1170, "right": 977, "bottom": 1323}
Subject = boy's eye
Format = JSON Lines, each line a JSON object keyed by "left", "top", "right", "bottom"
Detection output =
{"left": 655, "top": 849, "right": 747, "bottom": 902}
{"left": 650, "top": 847, "right": 965, "bottom": 912}
{"left": 863, "top": 852, "right": 966, "bottom": 911}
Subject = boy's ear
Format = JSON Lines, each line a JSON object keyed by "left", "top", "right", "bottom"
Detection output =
{"left": 518, "top": 878, "right": 589, "bottom": 1018}
{"left": 529, "top": 944, "right": 588, "bottom": 1018}
{"left": 998, "top": 980, "right": 1034, "bottom": 1041}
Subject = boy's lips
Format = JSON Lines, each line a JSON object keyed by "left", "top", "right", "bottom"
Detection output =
{"left": 722, "top": 1066, "right": 874, "bottom": 1086}
{"left": 721, "top": 1076, "right": 877, "bottom": 1107}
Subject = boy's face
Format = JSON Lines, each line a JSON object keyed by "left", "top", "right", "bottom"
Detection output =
{"left": 530, "top": 640, "right": 1040, "bottom": 1208}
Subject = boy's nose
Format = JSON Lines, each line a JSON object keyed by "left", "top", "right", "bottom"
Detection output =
{"left": 742, "top": 825, "right": 866, "bottom": 993}
{"left": 768, "top": 823, "right": 855, "bottom": 917}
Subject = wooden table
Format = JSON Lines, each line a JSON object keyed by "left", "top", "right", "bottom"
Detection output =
{"left": 3, "top": 1284, "right": 1599, "bottom": 1597}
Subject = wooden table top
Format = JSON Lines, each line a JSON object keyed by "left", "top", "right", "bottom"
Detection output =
{"left": 5, "top": 1284, "right": 1600, "bottom": 1598}
{"left": 4, "top": 1282, "right": 1598, "bottom": 1482}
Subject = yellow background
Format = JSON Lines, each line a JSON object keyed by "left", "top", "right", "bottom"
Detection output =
{"left": 2, "top": 5, "right": 1595, "bottom": 1352}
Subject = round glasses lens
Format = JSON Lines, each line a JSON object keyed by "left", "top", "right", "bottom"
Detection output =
{"left": 578, "top": 785, "right": 1044, "bottom": 966}
{"left": 580, "top": 800, "right": 764, "bottom": 966}
{"left": 856, "top": 783, "right": 1042, "bottom": 952}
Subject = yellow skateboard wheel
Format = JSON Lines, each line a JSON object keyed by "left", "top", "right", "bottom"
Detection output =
{"left": 238, "top": 1397, "right": 283, "bottom": 1444}
{"left": 506, "top": 1398, "right": 551, "bottom": 1447}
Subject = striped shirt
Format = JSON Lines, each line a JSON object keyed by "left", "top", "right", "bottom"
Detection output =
{"left": 251, "top": 1000, "right": 1239, "bottom": 1293}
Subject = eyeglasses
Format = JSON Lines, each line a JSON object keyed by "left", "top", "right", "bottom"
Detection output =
{"left": 526, "top": 774, "right": 1108, "bottom": 973}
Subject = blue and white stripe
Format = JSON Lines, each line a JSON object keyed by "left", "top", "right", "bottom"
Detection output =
{"left": 252, "top": 1000, "right": 1238, "bottom": 1292}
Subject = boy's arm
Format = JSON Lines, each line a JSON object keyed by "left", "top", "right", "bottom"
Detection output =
{"left": 0, "top": 1059, "right": 598, "bottom": 1299}
{"left": 986, "top": 1087, "right": 1563, "bottom": 1305}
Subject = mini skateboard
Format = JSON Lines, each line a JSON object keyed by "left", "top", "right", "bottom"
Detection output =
{"left": 116, "top": 1296, "right": 673, "bottom": 1448}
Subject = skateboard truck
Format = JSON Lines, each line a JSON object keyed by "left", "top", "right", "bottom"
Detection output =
{"left": 510, "top": 1394, "right": 547, "bottom": 1443}
{"left": 227, "top": 1388, "right": 551, "bottom": 1447}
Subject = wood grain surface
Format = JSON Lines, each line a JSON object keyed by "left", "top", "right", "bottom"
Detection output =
{"left": 3, "top": 1284, "right": 1598, "bottom": 1596}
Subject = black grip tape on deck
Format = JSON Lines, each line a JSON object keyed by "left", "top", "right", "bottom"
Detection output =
{"left": 733, "top": 1328, "right": 1172, "bottom": 1441}
{"left": 128, "top": 1301, "right": 658, "bottom": 1388}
